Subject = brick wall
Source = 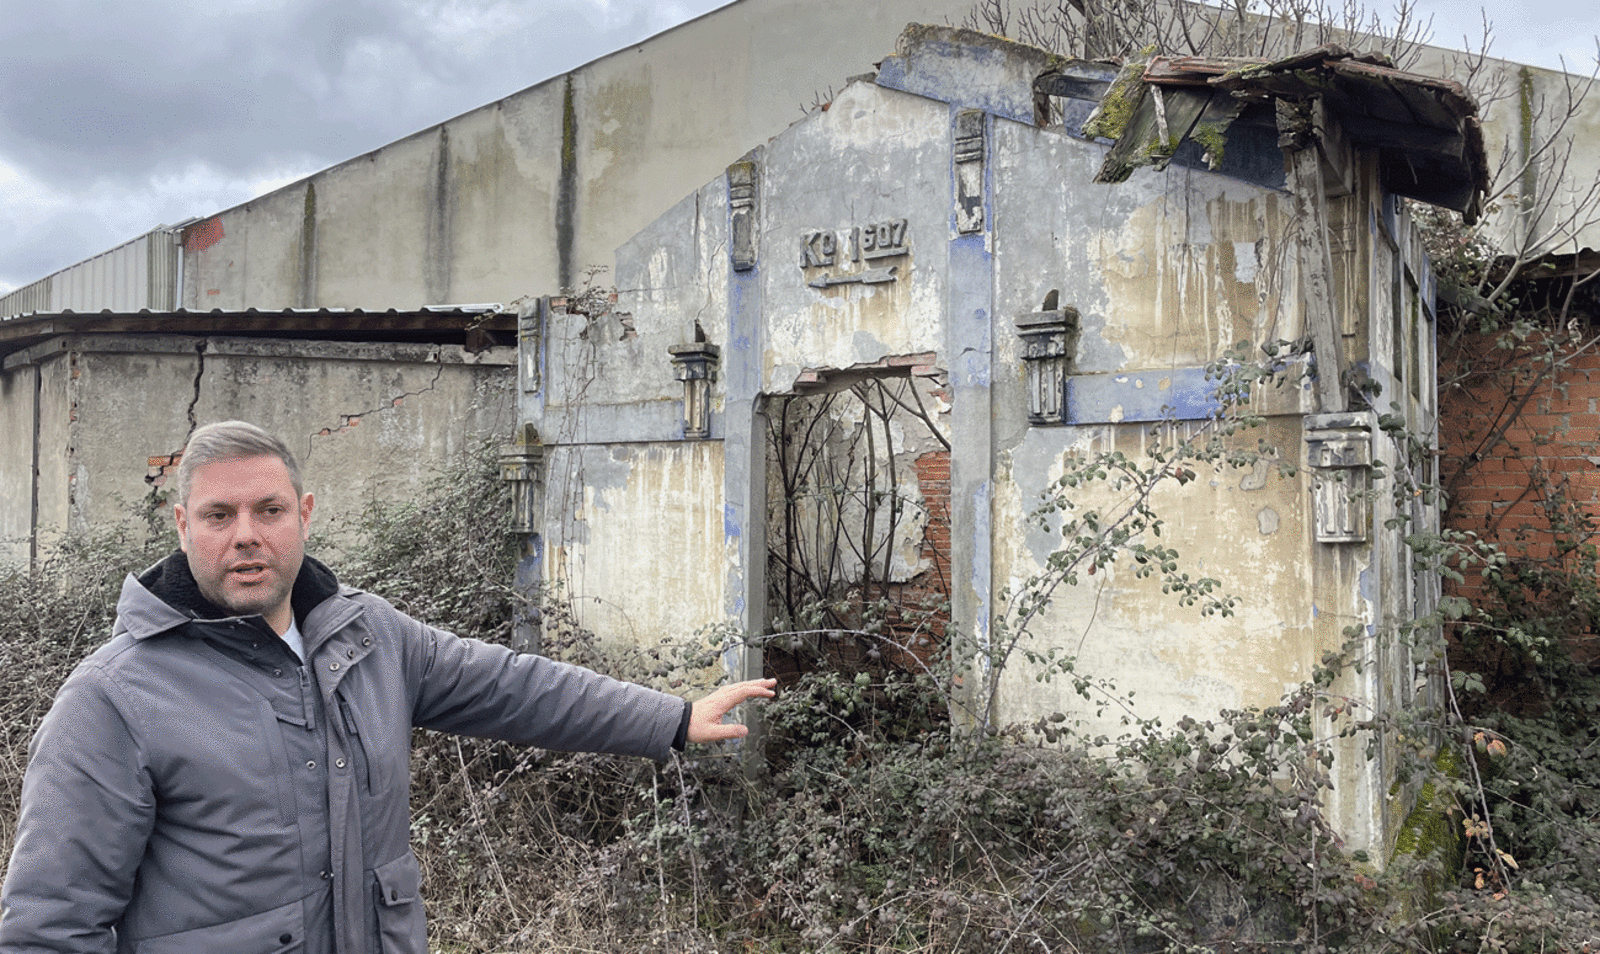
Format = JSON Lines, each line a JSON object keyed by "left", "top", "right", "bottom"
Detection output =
{"left": 1438, "top": 329, "right": 1600, "bottom": 672}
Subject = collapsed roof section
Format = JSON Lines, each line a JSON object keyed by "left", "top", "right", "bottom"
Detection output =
{"left": 1037, "top": 44, "right": 1488, "bottom": 221}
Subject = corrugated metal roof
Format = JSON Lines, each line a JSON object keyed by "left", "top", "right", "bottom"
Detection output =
{"left": 0, "top": 228, "right": 183, "bottom": 320}
{"left": 0, "top": 305, "right": 515, "bottom": 362}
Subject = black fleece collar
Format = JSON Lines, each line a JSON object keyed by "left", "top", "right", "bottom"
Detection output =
{"left": 137, "top": 550, "right": 342, "bottom": 625}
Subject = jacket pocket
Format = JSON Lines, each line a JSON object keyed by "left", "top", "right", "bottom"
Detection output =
{"left": 371, "top": 851, "right": 426, "bottom": 954}
{"left": 132, "top": 897, "right": 304, "bottom": 954}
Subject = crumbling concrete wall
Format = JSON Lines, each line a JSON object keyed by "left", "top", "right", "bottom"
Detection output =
{"left": 518, "top": 25, "right": 1448, "bottom": 853}
{"left": 0, "top": 336, "right": 512, "bottom": 562}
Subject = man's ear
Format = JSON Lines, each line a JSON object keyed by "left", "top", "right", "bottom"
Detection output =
{"left": 300, "top": 492, "right": 315, "bottom": 540}
{"left": 173, "top": 504, "right": 190, "bottom": 552}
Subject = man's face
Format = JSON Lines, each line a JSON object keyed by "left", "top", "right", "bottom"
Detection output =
{"left": 174, "top": 454, "right": 314, "bottom": 635}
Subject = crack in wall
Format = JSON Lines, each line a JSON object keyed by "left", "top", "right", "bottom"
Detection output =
{"left": 303, "top": 351, "right": 446, "bottom": 461}
{"left": 144, "top": 339, "right": 210, "bottom": 500}
{"left": 186, "top": 340, "right": 208, "bottom": 432}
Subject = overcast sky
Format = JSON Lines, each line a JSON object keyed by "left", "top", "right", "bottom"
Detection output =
{"left": 2, "top": 0, "right": 1596, "bottom": 297}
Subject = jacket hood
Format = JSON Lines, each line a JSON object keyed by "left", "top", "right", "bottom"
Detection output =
{"left": 117, "top": 550, "right": 343, "bottom": 640}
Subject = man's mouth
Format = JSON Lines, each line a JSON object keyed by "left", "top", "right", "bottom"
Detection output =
{"left": 229, "top": 563, "right": 269, "bottom": 583}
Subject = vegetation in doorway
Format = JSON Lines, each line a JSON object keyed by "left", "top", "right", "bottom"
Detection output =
{"left": 763, "top": 374, "right": 952, "bottom": 694}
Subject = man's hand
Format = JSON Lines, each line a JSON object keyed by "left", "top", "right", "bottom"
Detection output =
{"left": 687, "top": 678, "right": 777, "bottom": 744}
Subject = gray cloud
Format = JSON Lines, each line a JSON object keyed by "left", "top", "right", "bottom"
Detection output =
{"left": 0, "top": 0, "right": 723, "bottom": 292}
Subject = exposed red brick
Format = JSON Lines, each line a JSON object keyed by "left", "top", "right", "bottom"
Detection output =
{"left": 184, "top": 217, "right": 226, "bottom": 253}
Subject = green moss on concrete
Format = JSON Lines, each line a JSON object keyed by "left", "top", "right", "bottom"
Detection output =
{"left": 1083, "top": 82, "right": 1138, "bottom": 141}
{"left": 1082, "top": 48, "right": 1155, "bottom": 142}
{"left": 1391, "top": 746, "right": 1466, "bottom": 916}
{"left": 1191, "top": 122, "right": 1228, "bottom": 168}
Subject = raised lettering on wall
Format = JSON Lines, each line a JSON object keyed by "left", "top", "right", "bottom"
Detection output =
{"left": 799, "top": 218, "right": 910, "bottom": 289}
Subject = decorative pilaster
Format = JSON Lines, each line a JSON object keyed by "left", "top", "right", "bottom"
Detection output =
{"left": 954, "top": 110, "right": 986, "bottom": 234}
{"left": 728, "top": 159, "right": 758, "bottom": 272}
{"left": 669, "top": 340, "right": 722, "bottom": 440}
{"left": 498, "top": 423, "right": 546, "bottom": 652}
{"left": 1015, "top": 307, "right": 1079, "bottom": 424}
{"left": 497, "top": 423, "right": 545, "bottom": 535}
{"left": 1305, "top": 412, "right": 1372, "bottom": 543}
{"left": 516, "top": 299, "right": 541, "bottom": 394}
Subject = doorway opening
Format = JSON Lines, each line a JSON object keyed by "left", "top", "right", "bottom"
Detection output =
{"left": 762, "top": 364, "right": 950, "bottom": 685}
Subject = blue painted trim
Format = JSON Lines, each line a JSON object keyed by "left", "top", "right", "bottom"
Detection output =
{"left": 722, "top": 160, "right": 765, "bottom": 629}
{"left": 1063, "top": 367, "right": 1224, "bottom": 424}
{"left": 945, "top": 107, "right": 996, "bottom": 652}
{"left": 724, "top": 266, "right": 760, "bottom": 543}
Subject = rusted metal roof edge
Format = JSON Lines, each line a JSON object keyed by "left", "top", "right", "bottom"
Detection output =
{"left": 0, "top": 305, "right": 518, "bottom": 361}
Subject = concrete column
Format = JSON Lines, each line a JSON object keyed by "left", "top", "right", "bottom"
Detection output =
{"left": 723, "top": 153, "right": 768, "bottom": 691}
{"left": 946, "top": 109, "right": 996, "bottom": 729}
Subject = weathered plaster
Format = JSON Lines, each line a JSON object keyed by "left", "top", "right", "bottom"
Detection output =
{"left": 0, "top": 365, "right": 39, "bottom": 561}
{"left": 517, "top": 23, "right": 1449, "bottom": 854}
{"left": 758, "top": 81, "right": 950, "bottom": 383}
{"left": 544, "top": 441, "right": 730, "bottom": 654}
{"left": 992, "top": 416, "right": 1315, "bottom": 737}
{"left": 5, "top": 336, "right": 513, "bottom": 553}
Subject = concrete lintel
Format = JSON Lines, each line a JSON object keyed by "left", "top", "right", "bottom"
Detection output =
{"left": 541, "top": 399, "right": 690, "bottom": 445}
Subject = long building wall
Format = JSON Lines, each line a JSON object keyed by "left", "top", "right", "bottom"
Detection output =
{"left": 2, "top": 2, "right": 1593, "bottom": 325}
{"left": 170, "top": 4, "right": 1598, "bottom": 318}
{"left": 176, "top": 0, "right": 984, "bottom": 313}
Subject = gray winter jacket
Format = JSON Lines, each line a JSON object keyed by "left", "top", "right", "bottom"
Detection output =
{"left": 0, "top": 552, "right": 691, "bottom": 954}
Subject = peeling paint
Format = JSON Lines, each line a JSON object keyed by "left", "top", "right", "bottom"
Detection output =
{"left": 1239, "top": 457, "right": 1271, "bottom": 491}
{"left": 551, "top": 443, "right": 728, "bottom": 653}
{"left": 1258, "top": 507, "right": 1280, "bottom": 534}
{"left": 1233, "top": 240, "right": 1260, "bottom": 284}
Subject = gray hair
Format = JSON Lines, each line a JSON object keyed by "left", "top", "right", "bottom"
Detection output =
{"left": 173, "top": 421, "right": 304, "bottom": 505}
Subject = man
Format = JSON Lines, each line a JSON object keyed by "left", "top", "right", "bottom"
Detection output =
{"left": 0, "top": 420, "right": 774, "bottom": 954}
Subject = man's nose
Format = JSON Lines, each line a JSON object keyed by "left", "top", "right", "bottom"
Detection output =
{"left": 232, "top": 513, "right": 262, "bottom": 547}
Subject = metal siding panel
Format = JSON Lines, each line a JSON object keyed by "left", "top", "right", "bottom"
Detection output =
{"left": 148, "top": 233, "right": 178, "bottom": 311}
{"left": 56, "top": 236, "right": 153, "bottom": 313}
{"left": 0, "top": 278, "right": 54, "bottom": 319}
